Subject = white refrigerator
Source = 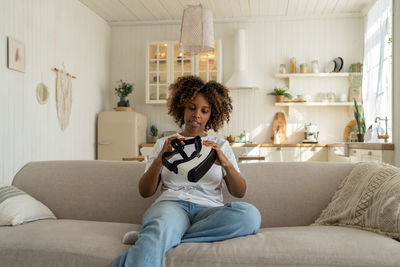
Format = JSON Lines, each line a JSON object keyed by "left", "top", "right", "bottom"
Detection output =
{"left": 97, "top": 111, "right": 147, "bottom": 160}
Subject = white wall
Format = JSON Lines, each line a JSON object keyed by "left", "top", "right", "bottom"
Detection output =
{"left": 0, "top": 0, "right": 111, "bottom": 184}
{"left": 110, "top": 17, "right": 364, "bottom": 143}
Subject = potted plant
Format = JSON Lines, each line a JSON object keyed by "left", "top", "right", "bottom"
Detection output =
{"left": 150, "top": 125, "right": 158, "bottom": 143}
{"left": 268, "top": 87, "right": 292, "bottom": 103}
{"left": 354, "top": 100, "right": 366, "bottom": 142}
{"left": 114, "top": 80, "right": 134, "bottom": 107}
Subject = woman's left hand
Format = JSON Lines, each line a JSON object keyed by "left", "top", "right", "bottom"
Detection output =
{"left": 203, "top": 140, "right": 232, "bottom": 169}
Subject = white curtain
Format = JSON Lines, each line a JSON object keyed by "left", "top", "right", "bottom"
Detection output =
{"left": 362, "top": 0, "right": 392, "bottom": 139}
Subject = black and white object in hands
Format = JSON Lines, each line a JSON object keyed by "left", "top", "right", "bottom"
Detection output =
{"left": 162, "top": 136, "right": 217, "bottom": 183}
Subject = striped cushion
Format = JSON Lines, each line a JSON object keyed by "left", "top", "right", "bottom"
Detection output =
{"left": 0, "top": 184, "right": 56, "bottom": 226}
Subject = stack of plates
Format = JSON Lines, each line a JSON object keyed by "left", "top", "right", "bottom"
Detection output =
{"left": 325, "top": 57, "right": 343, "bottom": 73}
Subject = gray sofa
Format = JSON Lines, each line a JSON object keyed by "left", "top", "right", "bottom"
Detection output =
{"left": 1, "top": 160, "right": 400, "bottom": 267}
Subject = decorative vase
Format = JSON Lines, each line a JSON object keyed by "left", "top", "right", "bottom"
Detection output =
{"left": 357, "top": 133, "right": 364, "bottom": 142}
{"left": 276, "top": 95, "right": 284, "bottom": 103}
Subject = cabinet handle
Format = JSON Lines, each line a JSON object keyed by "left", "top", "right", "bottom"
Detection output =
{"left": 352, "top": 150, "right": 357, "bottom": 154}
{"left": 311, "top": 147, "right": 316, "bottom": 151}
{"left": 98, "top": 141, "right": 111, "bottom": 145}
{"left": 276, "top": 147, "right": 281, "bottom": 151}
{"left": 368, "top": 151, "right": 372, "bottom": 156}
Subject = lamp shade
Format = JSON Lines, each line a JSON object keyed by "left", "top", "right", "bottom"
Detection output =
{"left": 179, "top": 4, "right": 214, "bottom": 54}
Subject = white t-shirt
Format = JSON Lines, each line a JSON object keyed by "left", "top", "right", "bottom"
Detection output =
{"left": 145, "top": 133, "right": 240, "bottom": 207}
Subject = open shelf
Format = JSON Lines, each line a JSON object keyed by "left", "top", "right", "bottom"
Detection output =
{"left": 275, "top": 102, "right": 354, "bottom": 107}
{"left": 275, "top": 72, "right": 362, "bottom": 78}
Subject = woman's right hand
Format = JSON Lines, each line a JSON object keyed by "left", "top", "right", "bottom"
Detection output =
{"left": 156, "top": 135, "right": 186, "bottom": 161}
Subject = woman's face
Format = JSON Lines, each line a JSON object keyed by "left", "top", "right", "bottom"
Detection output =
{"left": 183, "top": 93, "right": 211, "bottom": 136}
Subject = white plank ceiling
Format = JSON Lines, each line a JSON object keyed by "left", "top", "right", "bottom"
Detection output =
{"left": 79, "top": 0, "right": 373, "bottom": 24}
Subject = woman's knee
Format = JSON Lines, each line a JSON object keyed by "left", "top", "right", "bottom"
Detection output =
{"left": 142, "top": 201, "right": 190, "bottom": 235}
{"left": 227, "top": 202, "right": 261, "bottom": 233}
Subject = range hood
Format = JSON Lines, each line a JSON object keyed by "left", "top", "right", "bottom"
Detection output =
{"left": 225, "top": 29, "right": 256, "bottom": 89}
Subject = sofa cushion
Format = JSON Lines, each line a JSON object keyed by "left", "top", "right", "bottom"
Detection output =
{"left": 165, "top": 226, "right": 400, "bottom": 266}
{"left": 0, "top": 184, "right": 56, "bottom": 226}
{"left": 1, "top": 221, "right": 399, "bottom": 266}
{"left": 313, "top": 162, "right": 400, "bottom": 239}
{"left": 0, "top": 219, "right": 139, "bottom": 267}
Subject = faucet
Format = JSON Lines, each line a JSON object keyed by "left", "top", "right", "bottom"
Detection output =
{"left": 375, "top": 116, "right": 389, "bottom": 143}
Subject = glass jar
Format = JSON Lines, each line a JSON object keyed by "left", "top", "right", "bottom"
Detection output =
{"left": 300, "top": 63, "right": 307, "bottom": 73}
{"left": 279, "top": 64, "right": 287, "bottom": 74}
{"left": 312, "top": 60, "right": 319, "bottom": 73}
{"left": 290, "top": 58, "right": 296, "bottom": 73}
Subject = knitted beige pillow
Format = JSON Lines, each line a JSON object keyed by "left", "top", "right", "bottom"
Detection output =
{"left": 313, "top": 162, "right": 400, "bottom": 239}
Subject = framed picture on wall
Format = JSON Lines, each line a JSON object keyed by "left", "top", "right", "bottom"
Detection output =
{"left": 7, "top": 37, "right": 25, "bottom": 73}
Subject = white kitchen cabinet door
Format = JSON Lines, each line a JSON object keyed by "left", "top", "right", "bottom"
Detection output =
{"left": 260, "top": 147, "right": 301, "bottom": 162}
{"left": 347, "top": 148, "right": 394, "bottom": 164}
{"left": 146, "top": 41, "right": 222, "bottom": 104}
{"left": 328, "top": 146, "right": 351, "bottom": 162}
{"left": 147, "top": 42, "right": 170, "bottom": 103}
{"left": 358, "top": 149, "right": 382, "bottom": 163}
{"left": 348, "top": 149, "right": 380, "bottom": 163}
{"left": 300, "top": 147, "right": 328, "bottom": 161}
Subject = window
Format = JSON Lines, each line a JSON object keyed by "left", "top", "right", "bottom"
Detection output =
{"left": 362, "top": 0, "right": 392, "bottom": 141}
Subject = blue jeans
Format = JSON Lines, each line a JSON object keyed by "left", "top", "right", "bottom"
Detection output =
{"left": 111, "top": 200, "right": 261, "bottom": 267}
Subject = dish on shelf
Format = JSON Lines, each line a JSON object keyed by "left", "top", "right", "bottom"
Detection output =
{"left": 333, "top": 57, "right": 344, "bottom": 72}
{"left": 325, "top": 60, "right": 336, "bottom": 73}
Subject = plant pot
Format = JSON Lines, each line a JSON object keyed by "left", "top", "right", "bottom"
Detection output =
{"left": 275, "top": 95, "right": 284, "bottom": 103}
{"left": 117, "top": 97, "right": 127, "bottom": 107}
{"left": 357, "top": 133, "right": 364, "bottom": 142}
{"left": 151, "top": 136, "right": 157, "bottom": 143}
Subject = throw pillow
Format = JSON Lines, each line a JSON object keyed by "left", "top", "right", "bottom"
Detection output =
{"left": 0, "top": 184, "right": 56, "bottom": 226}
{"left": 313, "top": 162, "right": 400, "bottom": 239}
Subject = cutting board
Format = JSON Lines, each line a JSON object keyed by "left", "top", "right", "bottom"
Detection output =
{"left": 270, "top": 112, "right": 288, "bottom": 144}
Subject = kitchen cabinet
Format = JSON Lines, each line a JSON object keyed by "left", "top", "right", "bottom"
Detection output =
{"left": 328, "top": 146, "right": 351, "bottom": 162}
{"left": 233, "top": 146, "right": 328, "bottom": 162}
{"left": 274, "top": 72, "right": 361, "bottom": 114}
{"left": 300, "top": 147, "right": 328, "bottom": 161}
{"left": 260, "top": 147, "right": 301, "bottom": 162}
{"left": 146, "top": 41, "right": 222, "bottom": 104}
{"left": 348, "top": 148, "right": 394, "bottom": 165}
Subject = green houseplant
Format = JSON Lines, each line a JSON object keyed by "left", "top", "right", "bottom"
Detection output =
{"left": 150, "top": 125, "right": 158, "bottom": 142}
{"left": 268, "top": 87, "right": 292, "bottom": 103}
{"left": 354, "top": 100, "right": 366, "bottom": 142}
{"left": 114, "top": 80, "right": 134, "bottom": 107}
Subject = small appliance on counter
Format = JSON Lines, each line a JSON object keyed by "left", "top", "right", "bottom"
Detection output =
{"left": 302, "top": 123, "right": 319, "bottom": 144}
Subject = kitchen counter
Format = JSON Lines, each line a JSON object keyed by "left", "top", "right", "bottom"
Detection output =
{"left": 141, "top": 142, "right": 394, "bottom": 150}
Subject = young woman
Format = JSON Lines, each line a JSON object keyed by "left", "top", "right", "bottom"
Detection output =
{"left": 112, "top": 76, "right": 261, "bottom": 267}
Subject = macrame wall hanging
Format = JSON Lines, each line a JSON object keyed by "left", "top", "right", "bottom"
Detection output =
{"left": 52, "top": 65, "right": 76, "bottom": 131}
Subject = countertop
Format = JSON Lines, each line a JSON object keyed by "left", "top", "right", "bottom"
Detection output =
{"left": 141, "top": 142, "right": 394, "bottom": 150}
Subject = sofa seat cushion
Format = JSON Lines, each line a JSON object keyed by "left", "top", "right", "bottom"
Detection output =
{"left": 166, "top": 226, "right": 400, "bottom": 267}
{"left": 0, "top": 219, "right": 140, "bottom": 267}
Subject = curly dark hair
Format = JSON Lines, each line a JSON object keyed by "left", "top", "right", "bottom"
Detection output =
{"left": 167, "top": 75, "right": 233, "bottom": 132}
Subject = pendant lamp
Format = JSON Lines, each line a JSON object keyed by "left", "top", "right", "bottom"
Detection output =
{"left": 179, "top": 4, "right": 214, "bottom": 54}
